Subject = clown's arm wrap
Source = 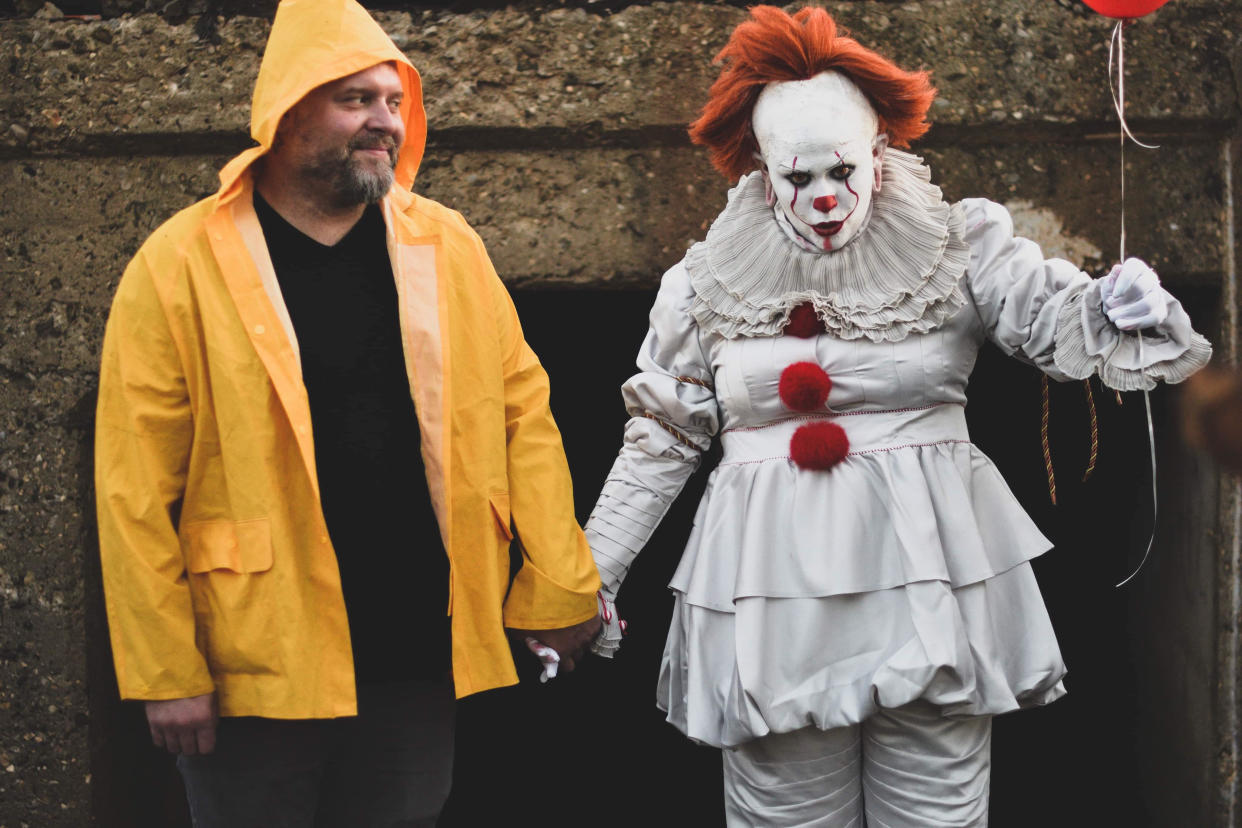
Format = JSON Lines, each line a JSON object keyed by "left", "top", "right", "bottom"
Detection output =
{"left": 961, "top": 198, "right": 1211, "bottom": 390}
{"left": 585, "top": 262, "right": 720, "bottom": 605}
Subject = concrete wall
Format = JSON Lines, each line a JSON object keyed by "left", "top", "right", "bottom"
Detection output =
{"left": 1, "top": 1, "right": 1239, "bottom": 824}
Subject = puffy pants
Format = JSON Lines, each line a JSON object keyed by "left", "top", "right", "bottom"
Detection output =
{"left": 723, "top": 701, "right": 991, "bottom": 827}
{"left": 177, "top": 677, "right": 455, "bottom": 828}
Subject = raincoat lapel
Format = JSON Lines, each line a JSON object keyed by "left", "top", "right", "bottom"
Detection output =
{"left": 204, "top": 195, "right": 321, "bottom": 499}
{"left": 385, "top": 195, "right": 451, "bottom": 549}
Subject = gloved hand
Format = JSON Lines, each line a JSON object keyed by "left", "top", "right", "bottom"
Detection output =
{"left": 524, "top": 637, "right": 561, "bottom": 683}
{"left": 589, "top": 592, "right": 626, "bottom": 659}
{"left": 1099, "top": 258, "right": 1169, "bottom": 331}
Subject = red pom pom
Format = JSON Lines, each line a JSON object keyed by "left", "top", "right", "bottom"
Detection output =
{"left": 789, "top": 421, "right": 849, "bottom": 470}
{"left": 784, "top": 302, "right": 824, "bottom": 338}
{"left": 779, "top": 362, "right": 832, "bottom": 411}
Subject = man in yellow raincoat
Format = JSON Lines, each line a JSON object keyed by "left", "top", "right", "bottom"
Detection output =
{"left": 94, "top": 0, "right": 601, "bottom": 822}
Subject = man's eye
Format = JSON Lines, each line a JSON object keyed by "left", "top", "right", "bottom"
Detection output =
{"left": 829, "top": 165, "right": 854, "bottom": 181}
{"left": 786, "top": 172, "right": 810, "bottom": 186}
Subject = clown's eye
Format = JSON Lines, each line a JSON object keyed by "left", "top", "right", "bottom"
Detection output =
{"left": 829, "top": 164, "right": 854, "bottom": 181}
{"left": 785, "top": 171, "right": 811, "bottom": 187}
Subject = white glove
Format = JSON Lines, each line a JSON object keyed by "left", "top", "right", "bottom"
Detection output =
{"left": 589, "top": 592, "right": 626, "bottom": 659}
{"left": 523, "top": 637, "right": 560, "bottom": 683}
{"left": 1099, "top": 258, "right": 1169, "bottom": 331}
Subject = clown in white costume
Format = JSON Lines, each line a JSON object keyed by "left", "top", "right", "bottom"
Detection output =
{"left": 585, "top": 6, "right": 1212, "bottom": 826}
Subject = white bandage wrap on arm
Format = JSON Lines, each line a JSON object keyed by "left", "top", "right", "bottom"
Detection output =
{"left": 585, "top": 261, "right": 719, "bottom": 603}
{"left": 587, "top": 426, "right": 704, "bottom": 600}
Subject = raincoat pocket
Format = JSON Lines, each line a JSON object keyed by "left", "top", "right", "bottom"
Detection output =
{"left": 181, "top": 518, "right": 279, "bottom": 677}
{"left": 488, "top": 492, "right": 514, "bottom": 542}
{"left": 182, "top": 518, "right": 274, "bottom": 574}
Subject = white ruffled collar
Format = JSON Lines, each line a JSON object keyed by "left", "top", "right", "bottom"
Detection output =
{"left": 685, "top": 149, "right": 969, "bottom": 342}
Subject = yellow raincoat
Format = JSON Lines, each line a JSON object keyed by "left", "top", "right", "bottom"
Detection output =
{"left": 95, "top": 0, "right": 599, "bottom": 716}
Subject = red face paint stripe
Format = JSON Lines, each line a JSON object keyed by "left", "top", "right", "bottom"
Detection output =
{"left": 834, "top": 150, "right": 860, "bottom": 243}
{"left": 790, "top": 156, "right": 798, "bottom": 209}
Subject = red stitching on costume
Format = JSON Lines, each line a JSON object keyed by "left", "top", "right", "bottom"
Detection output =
{"left": 720, "top": 403, "right": 961, "bottom": 434}
{"left": 852, "top": 439, "right": 972, "bottom": 456}
{"left": 717, "top": 438, "right": 972, "bottom": 467}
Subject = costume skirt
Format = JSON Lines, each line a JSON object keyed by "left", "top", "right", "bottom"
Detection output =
{"left": 656, "top": 407, "right": 1068, "bottom": 748}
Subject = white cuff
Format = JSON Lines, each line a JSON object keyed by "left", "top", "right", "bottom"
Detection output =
{"left": 1053, "top": 278, "right": 1212, "bottom": 391}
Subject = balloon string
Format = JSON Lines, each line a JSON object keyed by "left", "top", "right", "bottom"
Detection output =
{"left": 1108, "top": 20, "right": 1160, "bottom": 588}
{"left": 1116, "top": 338, "right": 1159, "bottom": 588}
{"left": 1108, "top": 20, "right": 1160, "bottom": 159}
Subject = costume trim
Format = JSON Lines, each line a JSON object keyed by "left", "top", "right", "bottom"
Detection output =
{"left": 685, "top": 149, "right": 969, "bottom": 342}
{"left": 640, "top": 412, "right": 702, "bottom": 450}
{"left": 1051, "top": 278, "right": 1214, "bottom": 391}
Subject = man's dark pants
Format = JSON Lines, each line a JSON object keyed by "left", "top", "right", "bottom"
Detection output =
{"left": 177, "top": 676, "right": 455, "bottom": 827}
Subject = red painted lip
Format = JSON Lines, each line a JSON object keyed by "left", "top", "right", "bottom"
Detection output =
{"left": 812, "top": 221, "right": 843, "bottom": 237}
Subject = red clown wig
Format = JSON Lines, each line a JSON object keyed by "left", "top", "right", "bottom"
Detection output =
{"left": 690, "top": 6, "right": 936, "bottom": 180}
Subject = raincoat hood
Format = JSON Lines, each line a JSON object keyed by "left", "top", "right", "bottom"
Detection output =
{"left": 216, "top": 0, "right": 426, "bottom": 202}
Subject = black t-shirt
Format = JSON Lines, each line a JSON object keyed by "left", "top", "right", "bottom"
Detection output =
{"left": 254, "top": 193, "right": 450, "bottom": 683}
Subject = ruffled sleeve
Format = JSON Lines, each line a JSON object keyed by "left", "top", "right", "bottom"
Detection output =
{"left": 961, "top": 198, "right": 1211, "bottom": 390}
{"left": 585, "top": 261, "right": 719, "bottom": 599}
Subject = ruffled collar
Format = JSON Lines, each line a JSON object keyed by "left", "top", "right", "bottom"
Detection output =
{"left": 685, "top": 149, "right": 969, "bottom": 342}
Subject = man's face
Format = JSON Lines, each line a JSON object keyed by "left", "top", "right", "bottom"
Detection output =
{"left": 273, "top": 62, "right": 406, "bottom": 207}
{"left": 752, "top": 72, "right": 886, "bottom": 252}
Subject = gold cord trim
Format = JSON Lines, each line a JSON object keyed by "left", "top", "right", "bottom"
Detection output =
{"left": 1041, "top": 375, "right": 1057, "bottom": 506}
{"left": 640, "top": 412, "right": 700, "bottom": 451}
{"left": 1082, "top": 379, "right": 1099, "bottom": 483}
{"left": 676, "top": 375, "right": 715, "bottom": 391}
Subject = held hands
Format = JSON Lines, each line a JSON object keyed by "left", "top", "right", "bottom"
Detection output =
{"left": 1099, "top": 258, "right": 1169, "bottom": 331}
{"left": 523, "top": 638, "right": 561, "bottom": 683}
{"left": 512, "top": 612, "right": 602, "bottom": 681}
{"left": 145, "top": 692, "right": 217, "bottom": 755}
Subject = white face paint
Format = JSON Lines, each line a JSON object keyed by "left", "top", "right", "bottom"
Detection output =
{"left": 752, "top": 72, "right": 888, "bottom": 252}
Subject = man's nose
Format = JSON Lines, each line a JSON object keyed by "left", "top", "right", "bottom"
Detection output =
{"left": 368, "top": 103, "right": 401, "bottom": 134}
{"left": 813, "top": 195, "right": 838, "bottom": 213}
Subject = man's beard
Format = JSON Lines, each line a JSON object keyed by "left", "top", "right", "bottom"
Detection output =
{"left": 302, "top": 133, "right": 398, "bottom": 206}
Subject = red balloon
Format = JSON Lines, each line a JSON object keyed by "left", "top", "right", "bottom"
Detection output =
{"left": 1081, "top": 0, "right": 1171, "bottom": 18}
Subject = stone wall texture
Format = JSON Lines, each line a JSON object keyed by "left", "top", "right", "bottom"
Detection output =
{"left": 1, "top": 1, "right": 1240, "bottom": 825}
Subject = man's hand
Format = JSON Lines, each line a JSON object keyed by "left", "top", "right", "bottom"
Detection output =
{"left": 512, "top": 613, "right": 602, "bottom": 674}
{"left": 145, "top": 692, "right": 218, "bottom": 756}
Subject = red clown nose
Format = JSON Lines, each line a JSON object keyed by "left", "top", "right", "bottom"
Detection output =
{"left": 813, "top": 195, "right": 838, "bottom": 212}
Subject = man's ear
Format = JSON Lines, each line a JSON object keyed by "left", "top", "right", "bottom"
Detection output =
{"left": 872, "top": 134, "right": 889, "bottom": 191}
